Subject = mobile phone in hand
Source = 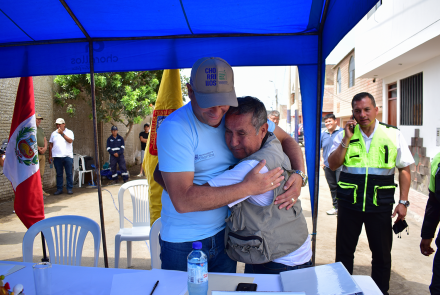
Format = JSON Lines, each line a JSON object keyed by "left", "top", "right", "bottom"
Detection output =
{"left": 349, "top": 115, "right": 355, "bottom": 132}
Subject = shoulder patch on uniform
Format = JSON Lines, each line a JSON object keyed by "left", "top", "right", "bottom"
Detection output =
{"left": 379, "top": 122, "right": 399, "bottom": 130}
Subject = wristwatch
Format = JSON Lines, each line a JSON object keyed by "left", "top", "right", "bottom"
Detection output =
{"left": 293, "top": 170, "right": 308, "bottom": 187}
{"left": 399, "top": 200, "right": 410, "bottom": 207}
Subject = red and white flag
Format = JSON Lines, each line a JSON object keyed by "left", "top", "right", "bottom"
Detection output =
{"left": 4, "top": 77, "right": 45, "bottom": 228}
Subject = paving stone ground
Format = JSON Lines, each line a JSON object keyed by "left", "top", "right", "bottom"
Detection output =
{"left": 0, "top": 152, "right": 436, "bottom": 294}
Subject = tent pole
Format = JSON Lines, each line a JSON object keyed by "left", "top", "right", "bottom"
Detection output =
{"left": 89, "top": 41, "right": 109, "bottom": 268}
{"left": 311, "top": 32, "right": 323, "bottom": 266}
{"left": 311, "top": 0, "right": 330, "bottom": 266}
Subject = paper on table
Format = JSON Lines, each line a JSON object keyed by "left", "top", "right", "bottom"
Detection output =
{"left": 280, "top": 262, "right": 363, "bottom": 295}
{"left": 0, "top": 263, "right": 25, "bottom": 277}
{"left": 110, "top": 268, "right": 187, "bottom": 295}
{"left": 0, "top": 264, "right": 14, "bottom": 275}
{"left": 184, "top": 274, "right": 254, "bottom": 295}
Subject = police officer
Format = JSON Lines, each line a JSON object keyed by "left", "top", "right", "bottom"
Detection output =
{"left": 328, "top": 92, "right": 414, "bottom": 295}
{"left": 420, "top": 152, "right": 440, "bottom": 294}
{"left": 106, "top": 126, "right": 129, "bottom": 184}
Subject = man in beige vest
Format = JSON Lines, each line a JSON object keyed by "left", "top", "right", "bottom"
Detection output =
{"left": 36, "top": 114, "right": 49, "bottom": 197}
{"left": 208, "top": 96, "right": 311, "bottom": 274}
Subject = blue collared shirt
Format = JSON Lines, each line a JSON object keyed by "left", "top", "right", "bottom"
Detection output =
{"left": 321, "top": 126, "right": 342, "bottom": 168}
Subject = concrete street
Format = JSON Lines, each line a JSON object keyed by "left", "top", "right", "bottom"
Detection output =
{"left": 0, "top": 159, "right": 436, "bottom": 294}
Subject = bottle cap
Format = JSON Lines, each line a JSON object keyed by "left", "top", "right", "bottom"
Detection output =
{"left": 192, "top": 241, "right": 202, "bottom": 250}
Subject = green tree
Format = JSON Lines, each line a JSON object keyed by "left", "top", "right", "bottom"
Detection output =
{"left": 54, "top": 71, "right": 163, "bottom": 139}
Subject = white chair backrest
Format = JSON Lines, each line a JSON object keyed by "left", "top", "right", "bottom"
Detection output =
{"left": 73, "top": 154, "right": 81, "bottom": 171}
{"left": 22, "top": 215, "right": 101, "bottom": 267}
{"left": 149, "top": 217, "right": 162, "bottom": 269}
{"left": 117, "top": 179, "right": 150, "bottom": 229}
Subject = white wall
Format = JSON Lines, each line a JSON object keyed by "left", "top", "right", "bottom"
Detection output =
{"left": 356, "top": 0, "right": 440, "bottom": 78}
{"left": 382, "top": 54, "right": 440, "bottom": 159}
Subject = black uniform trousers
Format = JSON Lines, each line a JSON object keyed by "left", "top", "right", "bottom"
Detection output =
{"left": 323, "top": 167, "right": 340, "bottom": 209}
{"left": 336, "top": 204, "right": 392, "bottom": 295}
{"left": 432, "top": 232, "right": 440, "bottom": 294}
{"left": 110, "top": 154, "right": 128, "bottom": 181}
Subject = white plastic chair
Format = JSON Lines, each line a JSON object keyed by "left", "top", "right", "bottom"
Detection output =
{"left": 149, "top": 217, "right": 162, "bottom": 269}
{"left": 115, "top": 179, "right": 150, "bottom": 268}
{"left": 73, "top": 153, "right": 94, "bottom": 187}
{"left": 22, "top": 215, "right": 101, "bottom": 267}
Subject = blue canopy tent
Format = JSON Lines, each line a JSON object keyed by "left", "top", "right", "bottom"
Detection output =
{"left": 0, "top": 0, "right": 378, "bottom": 267}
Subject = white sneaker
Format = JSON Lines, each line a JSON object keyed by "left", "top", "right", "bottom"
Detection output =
{"left": 326, "top": 208, "right": 338, "bottom": 215}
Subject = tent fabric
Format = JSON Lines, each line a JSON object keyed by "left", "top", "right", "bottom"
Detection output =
{"left": 0, "top": 0, "right": 379, "bottom": 215}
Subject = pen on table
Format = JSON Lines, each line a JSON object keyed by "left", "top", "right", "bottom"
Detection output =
{"left": 150, "top": 280, "right": 159, "bottom": 295}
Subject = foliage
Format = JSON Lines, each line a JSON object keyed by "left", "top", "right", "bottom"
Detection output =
{"left": 54, "top": 71, "right": 163, "bottom": 138}
{"left": 180, "top": 74, "right": 190, "bottom": 102}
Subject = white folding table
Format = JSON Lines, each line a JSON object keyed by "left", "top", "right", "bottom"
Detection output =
{"left": 0, "top": 261, "right": 381, "bottom": 295}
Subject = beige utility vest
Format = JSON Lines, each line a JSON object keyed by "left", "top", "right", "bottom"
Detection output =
{"left": 225, "top": 134, "right": 309, "bottom": 264}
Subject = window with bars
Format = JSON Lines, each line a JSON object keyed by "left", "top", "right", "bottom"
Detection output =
{"left": 337, "top": 68, "right": 341, "bottom": 93}
{"left": 400, "top": 72, "right": 423, "bottom": 126}
{"left": 349, "top": 56, "right": 355, "bottom": 88}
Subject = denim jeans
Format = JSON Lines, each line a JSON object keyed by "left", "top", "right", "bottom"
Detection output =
{"left": 53, "top": 157, "right": 73, "bottom": 190}
{"left": 244, "top": 259, "right": 312, "bottom": 275}
{"left": 159, "top": 228, "right": 237, "bottom": 273}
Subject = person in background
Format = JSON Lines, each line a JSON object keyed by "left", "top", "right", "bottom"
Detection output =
{"left": 420, "top": 152, "right": 440, "bottom": 294}
{"left": 36, "top": 114, "right": 49, "bottom": 197}
{"left": 320, "top": 113, "right": 342, "bottom": 215}
{"left": 107, "top": 126, "right": 129, "bottom": 184}
{"left": 137, "top": 123, "right": 150, "bottom": 177}
{"left": 328, "top": 92, "right": 413, "bottom": 295}
{"left": 267, "top": 110, "right": 280, "bottom": 126}
{"left": 49, "top": 118, "right": 74, "bottom": 195}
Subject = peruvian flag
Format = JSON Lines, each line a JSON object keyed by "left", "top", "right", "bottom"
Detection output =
{"left": 4, "top": 77, "right": 45, "bottom": 228}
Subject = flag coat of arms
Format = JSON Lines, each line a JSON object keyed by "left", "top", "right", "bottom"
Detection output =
{"left": 142, "top": 69, "right": 183, "bottom": 225}
{"left": 4, "top": 77, "right": 45, "bottom": 228}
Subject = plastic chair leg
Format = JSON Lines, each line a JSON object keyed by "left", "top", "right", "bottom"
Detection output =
{"left": 115, "top": 235, "right": 121, "bottom": 268}
{"left": 127, "top": 241, "right": 132, "bottom": 268}
{"left": 79, "top": 172, "right": 82, "bottom": 188}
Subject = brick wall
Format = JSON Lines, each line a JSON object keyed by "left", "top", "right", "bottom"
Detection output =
{"left": 0, "top": 77, "right": 57, "bottom": 202}
{"left": 332, "top": 50, "right": 383, "bottom": 120}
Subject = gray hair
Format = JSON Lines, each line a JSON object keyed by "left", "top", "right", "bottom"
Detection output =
{"left": 267, "top": 110, "right": 280, "bottom": 118}
{"left": 226, "top": 96, "right": 267, "bottom": 134}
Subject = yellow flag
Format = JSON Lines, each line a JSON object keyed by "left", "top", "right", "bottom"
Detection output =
{"left": 143, "top": 69, "right": 184, "bottom": 225}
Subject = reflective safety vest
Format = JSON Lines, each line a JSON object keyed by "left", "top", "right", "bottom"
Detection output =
{"left": 429, "top": 152, "right": 440, "bottom": 202}
{"left": 337, "top": 122, "right": 398, "bottom": 212}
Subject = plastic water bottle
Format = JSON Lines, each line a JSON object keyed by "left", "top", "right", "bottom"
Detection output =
{"left": 187, "top": 241, "right": 208, "bottom": 295}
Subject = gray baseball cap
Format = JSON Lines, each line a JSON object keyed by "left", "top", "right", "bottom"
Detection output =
{"left": 190, "top": 57, "right": 237, "bottom": 108}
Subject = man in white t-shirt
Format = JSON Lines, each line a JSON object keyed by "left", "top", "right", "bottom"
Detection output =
{"left": 208, "top": 96, "right": 312, "bottom": 274}
{"left": 49, "top": 118, "right": 74, "bottom": 195}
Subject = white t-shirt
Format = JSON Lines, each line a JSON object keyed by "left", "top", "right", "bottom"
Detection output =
{"left": 49, "top": 128, "right": 74, "bottom": 158}
{"left": 328, "top": 120, "right": 414, "bottom": 169}
{"left": 208, "top": 160, "right": 312, "bottom": 267}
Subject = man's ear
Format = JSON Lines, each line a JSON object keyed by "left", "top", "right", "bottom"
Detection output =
{"left": 187, "top": 83, "right": 194, "bottom": 100}
{"left": 260, "top": 122, "right": 268, "bottom": 138}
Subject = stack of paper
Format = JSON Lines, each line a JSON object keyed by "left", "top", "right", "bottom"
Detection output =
{"left": 280, "top": 262, "right": 363, "bottom": 295}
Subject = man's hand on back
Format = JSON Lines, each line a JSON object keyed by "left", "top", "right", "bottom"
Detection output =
{"left": 241, "top": 160, "right": 284, "bottom": 196}
{"left": 114, "top": 153, "right": 119, "bottom": 157}
{"left": 276, "top": 173, "right": 302, "bottom": 210}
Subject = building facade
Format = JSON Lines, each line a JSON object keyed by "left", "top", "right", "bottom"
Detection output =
{"left": 331, "top": 49, "right": 384, "bottom": 127}
{"left": 355, "top": 0, "right": 440, "bottom": 194}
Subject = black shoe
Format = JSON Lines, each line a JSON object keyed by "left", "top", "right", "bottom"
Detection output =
{"left": 67, "top": 190, "right": 73, "bottom": 195}
{"left": 111, "top": 180, "right": 119, "bottom": 185}
{"left": 54, "top": 190, "right": 63, "bottom": 195}
{"left": 123, "top": 179, "right": 129, "bottom": 183}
